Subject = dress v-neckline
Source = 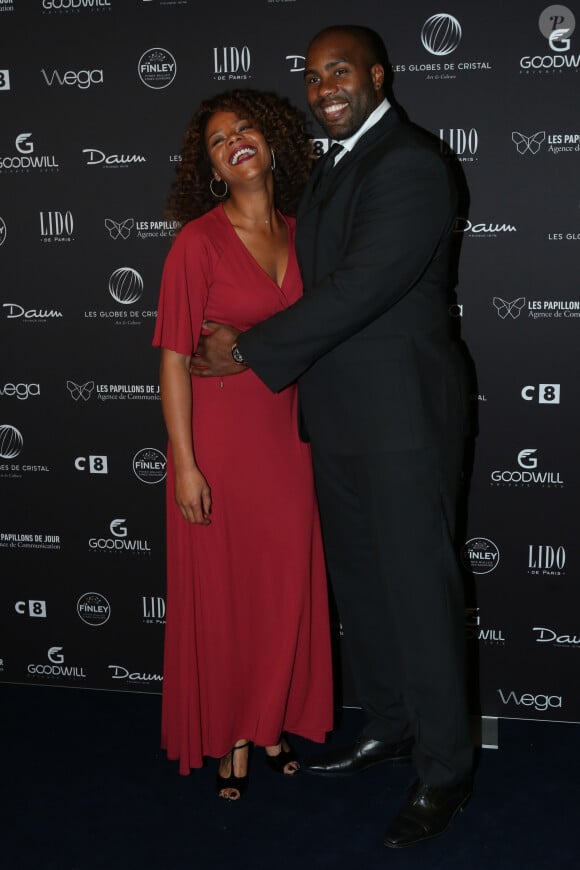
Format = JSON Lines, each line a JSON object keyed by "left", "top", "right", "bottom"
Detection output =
{"left": 219, "top": 204, "right": 291, "bottom": 292}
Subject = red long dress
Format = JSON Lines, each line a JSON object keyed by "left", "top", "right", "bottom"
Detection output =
{"left": 152, "top": 206, "right": 333, "bottom": 774}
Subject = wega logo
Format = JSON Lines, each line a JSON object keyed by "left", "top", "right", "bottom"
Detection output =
{"left": 497, "top": 688, "right": 562, "bottom": 712}
{"left": 41, "top": 68, "right": 104, "bottom": 89}
{"left": 421, "top": 14, "right": 462, "bottom": 56}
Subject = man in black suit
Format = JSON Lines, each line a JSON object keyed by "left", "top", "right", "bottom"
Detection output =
{"left": 195, "top": 25, "right": 473, "bottom": 847}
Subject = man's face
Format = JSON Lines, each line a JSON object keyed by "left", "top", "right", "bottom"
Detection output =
{"left": 304, "top": 32, "right": 384, "bottom": 140}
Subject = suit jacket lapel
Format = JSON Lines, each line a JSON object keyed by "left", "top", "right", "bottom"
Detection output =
{"left": 299, "top": 110, "right": 402, "bottom": 217}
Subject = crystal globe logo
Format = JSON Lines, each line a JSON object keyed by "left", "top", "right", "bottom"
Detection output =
{"left": 138, "top": 48, "right": 177, "bottom": 90}
{"left": 108, "top": 267, "right": 143, "bottom": 305}
{"left": 421, "top": 14, "right": 462, "bottom": 56}
{"left": 0, "top": 217, "right": 6, "bottom": 246}
{"left": 77, "top": 592, "right": 111, "bottom": 627}
{"left": 0, "top": 424, "right": 23, "bottom": 459}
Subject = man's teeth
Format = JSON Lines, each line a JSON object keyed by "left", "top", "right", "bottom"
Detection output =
{"left": 323, "top": 103, "right": 348, "bottom": 116}
{"left": 231, "top": 147, "right": 256, "bottom": 165}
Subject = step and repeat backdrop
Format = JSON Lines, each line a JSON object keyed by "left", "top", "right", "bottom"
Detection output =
{"left": 1, "top": 0, "right": 578, "bottom": 724}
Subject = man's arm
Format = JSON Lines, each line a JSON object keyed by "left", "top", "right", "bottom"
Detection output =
{"left": 194, "top": 149, "right": 454, "bottom": 388}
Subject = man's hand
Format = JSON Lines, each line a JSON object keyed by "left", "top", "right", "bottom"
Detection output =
{"left": 191, "top": 321, "right": 246, "bottom": 377}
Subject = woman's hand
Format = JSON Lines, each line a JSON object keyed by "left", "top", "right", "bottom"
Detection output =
{"left": 174, "top": 467, "right": 212, "bottom": 525}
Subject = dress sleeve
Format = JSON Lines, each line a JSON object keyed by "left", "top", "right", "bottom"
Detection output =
{"left": 152, "top": 222, "right": 211, "bottom": 355}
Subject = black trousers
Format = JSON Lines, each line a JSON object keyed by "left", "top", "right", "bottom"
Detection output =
{"left": 311, "top": 443, "right": 473, "bottom": 786}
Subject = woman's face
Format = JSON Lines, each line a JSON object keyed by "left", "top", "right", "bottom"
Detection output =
{"left": 205, "top": 110, "right": 271, "bottom": 186}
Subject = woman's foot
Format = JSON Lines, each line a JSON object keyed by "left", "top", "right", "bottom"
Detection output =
{"left": 265, "top": 735, "right": 300, "bottom": 775}
{"left": 217, "top": 739, "right": 251, "bottom": 800}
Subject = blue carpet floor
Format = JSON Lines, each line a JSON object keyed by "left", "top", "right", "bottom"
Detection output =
{"left": 1, "top": 684, "right": 578, "bottom": 869}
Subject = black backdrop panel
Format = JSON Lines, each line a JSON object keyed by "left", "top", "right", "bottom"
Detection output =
{"left": 1, "top": 0, "right": 578, "bottom": 722}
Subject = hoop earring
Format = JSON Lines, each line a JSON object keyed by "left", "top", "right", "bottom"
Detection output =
{"left": 271, "top": 150, "right": 276, "bottom": 171}
{"left": 210, "top": 177, "right": 228, "bottom": 199}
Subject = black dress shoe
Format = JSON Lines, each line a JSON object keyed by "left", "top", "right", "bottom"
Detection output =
{"left": 303, "top": 737, "right": 413, "bottom": 778}
{"left": 384, "top": 777, "right": 472, "bottom": 847}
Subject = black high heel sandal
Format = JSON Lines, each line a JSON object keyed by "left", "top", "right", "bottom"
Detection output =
{"left": 216, "top": 741, "right": 251, "bottom": 800}
{"left": 265, "top": 736, "right": 300, "bottom": 776}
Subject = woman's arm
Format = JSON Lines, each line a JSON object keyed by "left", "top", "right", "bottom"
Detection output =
{"left": 159, "top": 347, "right": 211, "bottom": 525}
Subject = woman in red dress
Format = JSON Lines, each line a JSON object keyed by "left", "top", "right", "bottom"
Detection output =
{"left": 152, "top": 90, "right": 333, "bottom": 800}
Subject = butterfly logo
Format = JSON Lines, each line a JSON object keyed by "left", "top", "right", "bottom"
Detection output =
{"left": 493, "top": 297, "right": 526, "bottom": 320}
{"left": 104, "top": 218, "right": 134, "bottom": 240}
{"left": 66, "top": 380, "right": 95, "bottom": 401}
{"left": 511, "top": 131, "right": 545, "bottom": 155}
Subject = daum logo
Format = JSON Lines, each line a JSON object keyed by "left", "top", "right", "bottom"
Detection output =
{"left": 493, "top": 297, "right": 525, "bottom": 319}
{"left": 138, "top": 48, "right": 176, "bottom": 89}
{"left": 286, "top": 55, "right": 305, "bottom": 72}
{"left": 108, "top": 267, "right": 143, "bottom": 304}
{"left": 0, "top": 425, "right": 23, "bottom": 459}
{"left": 421, "top": 14, "right": 462, "bottom": 56}
{"left": 512, "top": 131, "right": 546, "bottom": 155}
{"left": 66, "top": 380, "right": 95, "bottom": 401}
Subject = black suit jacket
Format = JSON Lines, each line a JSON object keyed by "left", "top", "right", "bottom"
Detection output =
{"left": 238, "top": 110, "right": 469, "bottom": 454}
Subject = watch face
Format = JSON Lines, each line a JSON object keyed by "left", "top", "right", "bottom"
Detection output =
{"left": 232, "top": 345, "right": 244, "bottom": 364}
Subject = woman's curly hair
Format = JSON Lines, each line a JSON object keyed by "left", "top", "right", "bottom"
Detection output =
{"left": 165, "top": 89, "right": 314, "bottom": 224}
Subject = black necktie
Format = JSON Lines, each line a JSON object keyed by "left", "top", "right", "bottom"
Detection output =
{"left": 314, "top": 142, "right": 344, "bottom": 193}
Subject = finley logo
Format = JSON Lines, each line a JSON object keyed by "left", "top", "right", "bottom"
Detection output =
{"left": 138, "top": 48, "right": 176, "bottom": 89}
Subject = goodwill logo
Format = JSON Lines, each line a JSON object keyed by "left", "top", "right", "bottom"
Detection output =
{"left": 0, "top": 133, "right": 59, "bottom": 174}
{"left": 393, "top": 13, "right": 492, "bottom": 80}
{"left": 465, "top": 608, "right": 505, "bottom": 646}
{"left": 42, "top": 0, "right": 112, "bottom": 12}
{"left": 520, "top": 5, "right": 579, "bottom": 73}
{"left": 88, "top": 518, "right": 151, "bottom": 554}
{"left": 27, "top": 647, "right": 86, "bottom": 682}
{"left": 491, "top": 449, "right": 564, "bottom": 488}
